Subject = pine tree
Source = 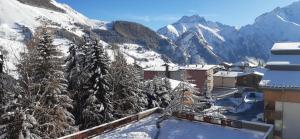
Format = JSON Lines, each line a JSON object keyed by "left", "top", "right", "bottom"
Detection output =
{"left": 143, "top": 77, "right": 172, "bottom": 109}
{"left": 109, "top": 50, "right": 147, "bottom": 118}
{"left": 65, "top": 42, "right": 88, "bottom": 126}
{"left": 7, "top": 27, "right": 78, "bottom": 138}
{"left": 0, "top": 44, "right": 42, "bottom": 139}
{"left": 81, "top": 37, "right": 113, "bottom": 129}
{"left": 33, "top": 28, "right": 77, "bottom": 138}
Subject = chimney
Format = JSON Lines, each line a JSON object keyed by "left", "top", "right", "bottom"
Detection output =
{"left": 163, "top": 63, "right": 170, "bottom": 78}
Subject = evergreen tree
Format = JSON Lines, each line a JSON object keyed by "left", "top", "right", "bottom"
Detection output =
{"left": 109, "top": 50, "right": 147, "bottom": 118}
{"left": 143, "top": 77, "right": 172, "bottom": 109}
{"left": 65, "top": 42, "right": 88, "bottom": 126}
{"left": 80, "top": 37, "right": 113, "bottom": 129}
{"left": 33, "top": 27, "right": 77, "bottom": 138}
{"left": 6, "top": 27, "right": 78, "bottom": 138}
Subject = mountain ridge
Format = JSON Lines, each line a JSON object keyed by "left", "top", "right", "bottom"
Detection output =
{"left": 158, "top": 0, "right": 300, "bottom": 64}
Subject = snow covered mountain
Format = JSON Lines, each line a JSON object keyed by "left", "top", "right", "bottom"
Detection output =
{"left": 0, "top": 0, "right": 179, "bottom": 74}
{"left": 157, "top": 15, "right": 238, "bottom": 64}
{"left": 3, "top": 0, "right": 300, "bottom": 73}
{"left": 158, "top": 1, "right": 300, "bottom": 64}
{"left": 236, "top": 1, "right": 300, "bottom": 60}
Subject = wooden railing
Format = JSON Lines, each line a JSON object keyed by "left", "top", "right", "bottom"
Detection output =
{"left": 172, "top": 112, "right": 274, "bottom": 139}
{"left": 59, "top": 107, "right": 162, "bottom": 139}
{"left": 59, "top": 108, "right": 273, "bottom": 139}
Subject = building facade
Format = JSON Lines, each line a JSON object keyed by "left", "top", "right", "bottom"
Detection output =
{"left": 143, "top": 64, "right": 216, "bottom": 96}
{"left": 260, "top": 42, "right": 300, "bottom": 139}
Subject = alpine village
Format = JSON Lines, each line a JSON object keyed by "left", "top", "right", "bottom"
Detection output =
{"left": 1, "top": 0, "right": 300, "bottom": 139}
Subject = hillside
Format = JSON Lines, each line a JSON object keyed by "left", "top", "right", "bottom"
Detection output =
{"left": 0, "top": 0, "right": 178, "bottom": 74}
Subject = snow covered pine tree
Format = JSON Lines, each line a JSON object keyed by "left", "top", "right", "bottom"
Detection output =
{"left": 109, "top": 49, "right": 147, "bottom": 118}
{"left": 11, "top": 27, "right": 77, "bottom": 138}
{"left": 81, "top": 37, "right": 114, "bottom": 129}
{"left": 65, "top": 41, "right": 89, "bottom": 127}
{"left": 1, "top": 39, "right": 42, "bottom": 139}
{"left": 143, "top": 77, "right": 172, "bottom": 109}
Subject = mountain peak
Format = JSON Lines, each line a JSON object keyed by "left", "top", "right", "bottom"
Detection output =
{"left": 177, "top": 15, "right": 206, "bottom": 23}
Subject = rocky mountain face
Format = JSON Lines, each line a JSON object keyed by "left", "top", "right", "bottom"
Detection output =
{"left": 158, "top": 15, "right": 239, "bottom": 64}
{"left": 158, "top": 1, "right": 300, "bottom": 64}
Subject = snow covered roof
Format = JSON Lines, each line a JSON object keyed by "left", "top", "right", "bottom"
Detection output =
{"left": 144, "top": 64, "right": 216, "bottom": 72}
{"left": 233, "top": 61, "right": 257, "bottom": 67}
{"left": 265, "top": 54, "right": 300, "bottom": 70}
{"left": 214, "top": 71, "right": 263, "bottom": 78}
{"left": 260, "top": 70, "right": 300, "bottom": 89}
{"left": 180, "top": 64, "right": 216, "bottom": 70}
{"left": 272, "top": 42, "right": 300, "bottom": 51}
{"left": 271, "top": 42, "right": 300, "bottom": 54}
{"left": 143, "top": 65, "right": 179, "bottom": 71}
{"left": 267, "top": 54, "right": 300, "bottom": 66}
{"left": 95, "top": 114, "right": 267, "bottom": 139}
{"left": 167, "top": 78, "right": 196, "bottom": 90}
{"left": 214, "top": 71, "right": 247, "bottom": 77}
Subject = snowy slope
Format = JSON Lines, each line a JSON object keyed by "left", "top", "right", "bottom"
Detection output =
{"left": 0, "top": 0, "right": 105, "bottom": 73}
{"left": 0, "top": 0, "right": 168, "bottom": 74}
{"left": 0, "top": 0, "right": 106, "bottom": 33}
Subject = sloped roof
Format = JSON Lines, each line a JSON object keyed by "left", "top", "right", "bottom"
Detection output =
{"left": 261, "top": 42, "right": 300, "bottom": 89}
{"left": 214, "top": 71, "right": 247, "bottom": 78}
{"left": 271, "top": 42, "right": 300, "bottom": 54}
{"left": 266, "top": 54, "right": 300, "bottom": 66}
{"left": 272, "top": 42, "right": 300, "bottom": 51}
{"left": 260, "top": 70, "right": 300, "bottom": 89}
{"left": 143, "top": 65, "right": 179, "bottom": 71}
{"left": 144, "top": 64, "right": 216, "bottom": 71}
{"left": 214, "top": 71, "right": 263, "bottom": 78}
{"left": 180, "top": 64, "right": 216, "bottom": 70}
{"left": 167, "top": 78, "right": 196, "bottom": 90}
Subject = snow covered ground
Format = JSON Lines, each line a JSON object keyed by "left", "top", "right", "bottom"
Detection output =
{"left": 116, "top": 43, "right": 167, "bottom": 68}
{"left": 94, "top": 113, "right": 265, "bottom": 139}
{"left": 0, "top": 0, "right": 169, "bottom": 76}
{"left": 215, "top": 91, "right": 264, "bottom": 121}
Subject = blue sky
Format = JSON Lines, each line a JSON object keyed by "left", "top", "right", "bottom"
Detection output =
{"left": 57, "top": 0, "right": 298, "bottom": 30}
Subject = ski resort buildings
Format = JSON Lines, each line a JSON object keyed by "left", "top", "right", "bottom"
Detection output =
{"left": 214, "top": 71, "right": 263, "bottom": 88}
{"left": 260, "top": 42, "right": 300, "bottom": 139}
{"left": 143, "top": 64, "right": 216, "bottom": 96}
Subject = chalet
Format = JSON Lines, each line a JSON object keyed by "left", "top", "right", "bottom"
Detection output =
{"left": 213, "top": 71, "right": 246, "bottom": 88}
{"left": 214, "top": 71, "right": 263, "bottom": 89}
{"left": 143, "top": 64, "right": 216, "bottom": 97}
{"left": 236, "top": 71, "right": 264, "bottom": 88}
{"left": 260, "top": 42, "right": 300, "bottom": 139}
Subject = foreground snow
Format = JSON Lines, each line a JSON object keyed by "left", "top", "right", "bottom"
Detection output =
{"left": 94, "top": 114, "right": 265, "bottom": 139}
